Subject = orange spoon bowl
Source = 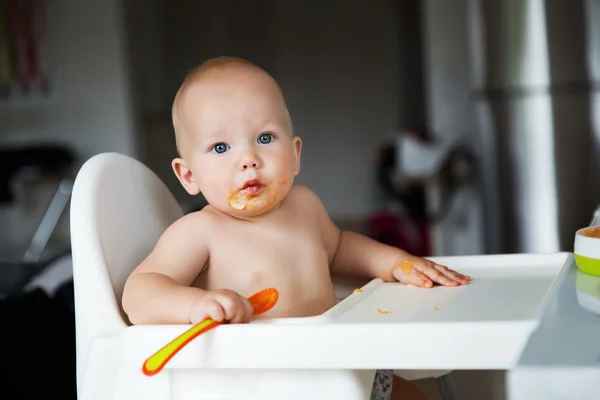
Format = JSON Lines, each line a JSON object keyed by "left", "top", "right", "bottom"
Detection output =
{"left": 142, "top": 287, "right": 279, "bottom": 376}
{"left": 248, "top": 287, "right": 279, "bottom": 315}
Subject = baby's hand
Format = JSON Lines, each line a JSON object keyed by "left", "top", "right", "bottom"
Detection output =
{"left": 392, "top": 258, "right": 471, "bottom": 288}
{"left": 189, "top": 289, "right": 254, "bottom": 324}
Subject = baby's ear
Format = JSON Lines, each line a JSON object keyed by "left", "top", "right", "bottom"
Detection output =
{"left": 172, "top": 158, "right": 200, "bottom": 195}
{"left": 292, "top": 136, "right": 302, "bottom": 175}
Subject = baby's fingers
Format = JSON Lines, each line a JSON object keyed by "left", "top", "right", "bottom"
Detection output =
{"left": 435, "top": 264, "right": 471, "bottom": 285}
{"left": 216, "top": 295, "right": 238, "bottom": 321}
{"left": 392, "top": 261, "right": 433, "bottom": 288}
{"left": 417, "top": 264, "right": 459, "bottom": 287}
{"left": 230, "top": 297, "right": 253, "bottom": 324}
{"left": 190, "top": 301, "right": 225, "bottom": 324}
{"left": 392, "top": 260, "right": 470, "bottom": 288}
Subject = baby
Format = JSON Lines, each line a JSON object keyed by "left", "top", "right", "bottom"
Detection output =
{"left": 122, "top": 57, "right": 470, "bottom": 400}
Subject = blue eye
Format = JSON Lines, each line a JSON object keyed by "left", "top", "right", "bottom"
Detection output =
{"left": 258, "top": 133, "right": 273, "bottom": 144}
{"left": 212, "top": 143, "right": 229, "bottom": 154}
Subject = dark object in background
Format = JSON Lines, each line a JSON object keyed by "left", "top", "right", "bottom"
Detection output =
{"left": 0, "top": 247, "right": 71, "bottom": 297}
{"left": 371, "top": 128, "right": 477, "bottom": 256}
{"left": 0, "top": 143, "right": 74, "bottom": 203}
{"left": 375, "top": 131, "right": 477, "bottom": 224}
{"left": 376, "top": 142, "right": 428, "bottom": 221}
{"left": 0, "top": 280, "right": 76, "bottom": 399}
{"left": 0, "top": 143, "right": 75, "bottom": 295}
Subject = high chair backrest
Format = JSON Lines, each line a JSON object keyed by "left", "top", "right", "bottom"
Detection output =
{"left": 70, "top": 152, "right": 183, "bottom": 391}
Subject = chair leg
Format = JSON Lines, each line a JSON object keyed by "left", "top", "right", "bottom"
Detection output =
{"left": 436, "top": 373, "right": 461, "bottom": 400}
{"left": 22, "top": 177, "right": 73, "bottom": 263}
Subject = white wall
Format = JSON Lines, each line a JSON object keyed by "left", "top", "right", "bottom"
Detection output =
{"left": 0, "top": 0, "right": 138, "bottom": 251}
{"left": 0, "top": 0, "right": 137, "bottom": 159}
{"left": 269, "top": 0, "right": 400, "bottom": 220}
{"left": 136, "top": 0, "right": 401, "bottom": 222}
{"left": 421, "top": 0, "right": 485, "bottom": 256}
{"left": 585, "top": 0, "right": 600, "bottom": 204}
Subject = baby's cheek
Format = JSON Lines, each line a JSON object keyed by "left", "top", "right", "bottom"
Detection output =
{"left": 273, "top": 177, "right": 294, "bottom": 200}
{"left": 203, "top": 178, "right": 230, "bottom": 204}
{"left": 270, "top": 150, "right": 297, "bottom": 174}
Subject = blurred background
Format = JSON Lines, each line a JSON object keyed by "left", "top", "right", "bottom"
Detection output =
{"left": 0, "top": 0, "right": 599, "bottom": 398}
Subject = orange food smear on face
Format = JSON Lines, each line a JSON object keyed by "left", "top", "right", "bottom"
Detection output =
{"left": 228, "top": 190, "right": 277, "bottom": 213}
{"left": 228, "top": 191, "right": 246, "bottom": 210}
{"left": 580, "top": 226, "right": 600, "bottom": 238}
{"left": 246, "top": 191, "right": 276, "bottom": 212}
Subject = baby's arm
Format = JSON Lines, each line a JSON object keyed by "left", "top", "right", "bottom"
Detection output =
{"left": 122, "top": 213, "right": 252, "bottom": 325}
{"left": 305, "top": 188, "right": 469, "bottom": 287}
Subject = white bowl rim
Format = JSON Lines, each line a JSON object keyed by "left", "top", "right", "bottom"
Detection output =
{"left": 575, "top": 227, "right": 600, "bottom": 259}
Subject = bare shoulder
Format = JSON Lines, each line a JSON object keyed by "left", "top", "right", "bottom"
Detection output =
{"left": 130, "top": 207, "right": 213, "bottom": 281}
{"left": 286, "top": 184, "right": 324, "bottom": 207}
{"left": 287, "top": 185, "right": 340, "bottom": 261}
{"left": 158, "top": 208, "right": 211, "bottom": 246}
{"left": 284, "top": 184, "right": 332, "bottom": 223}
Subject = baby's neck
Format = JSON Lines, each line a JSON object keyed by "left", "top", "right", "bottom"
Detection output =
{"left": 217, "top": 201, "right": 285, "bottom": 223}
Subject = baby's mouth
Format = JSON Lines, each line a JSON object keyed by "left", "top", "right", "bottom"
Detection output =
{"left": 229, "top": 179, "right": 276, "bottom": 212}
{"left": 240, "top": 179, "right": 264, "bottom": 196}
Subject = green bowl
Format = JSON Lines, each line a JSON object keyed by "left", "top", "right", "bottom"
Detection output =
{"left": 574, "top": 254, "right": 600, "bottom": 276}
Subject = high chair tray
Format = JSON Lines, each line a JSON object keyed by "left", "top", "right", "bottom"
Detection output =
{"left": 122, "top": 252, "right": 570, "bottom": 371}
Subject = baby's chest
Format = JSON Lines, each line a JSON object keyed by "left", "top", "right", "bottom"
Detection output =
{"left": 208, "top": 223, "right": 328, "bottom": 282}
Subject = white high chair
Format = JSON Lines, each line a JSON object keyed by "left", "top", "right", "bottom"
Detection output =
{"left": 70, "top": 152, "right": 367, "bottom": 399}
{"left": 70, "top": 152, "right": 456, "bottom": 400}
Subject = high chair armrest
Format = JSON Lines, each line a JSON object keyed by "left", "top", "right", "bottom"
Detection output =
{"left": 122, "top": 320, "right": 534, "bottom": 371}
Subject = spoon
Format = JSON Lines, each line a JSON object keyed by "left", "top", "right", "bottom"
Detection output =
{"left": 142, "top": 288, "right": 279, "bottom": 376}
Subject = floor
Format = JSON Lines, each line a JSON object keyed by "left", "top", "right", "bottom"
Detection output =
{"left": 414, "top": 370, "right": 506, "bottom": 400}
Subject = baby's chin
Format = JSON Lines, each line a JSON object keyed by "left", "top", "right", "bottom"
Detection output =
{"left": 204, "top": 178, "right": 294, "bottom": 218}
{"left": 224, "top": 189, "right": 280, "bottom": 218}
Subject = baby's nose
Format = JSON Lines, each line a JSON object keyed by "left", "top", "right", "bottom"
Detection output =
{"left": 239, "top": 150, "right": 262, "bottom": 170}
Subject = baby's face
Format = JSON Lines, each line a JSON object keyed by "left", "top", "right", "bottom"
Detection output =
{"left": 173, "top": 69, "right": 301, "bottom": 218}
